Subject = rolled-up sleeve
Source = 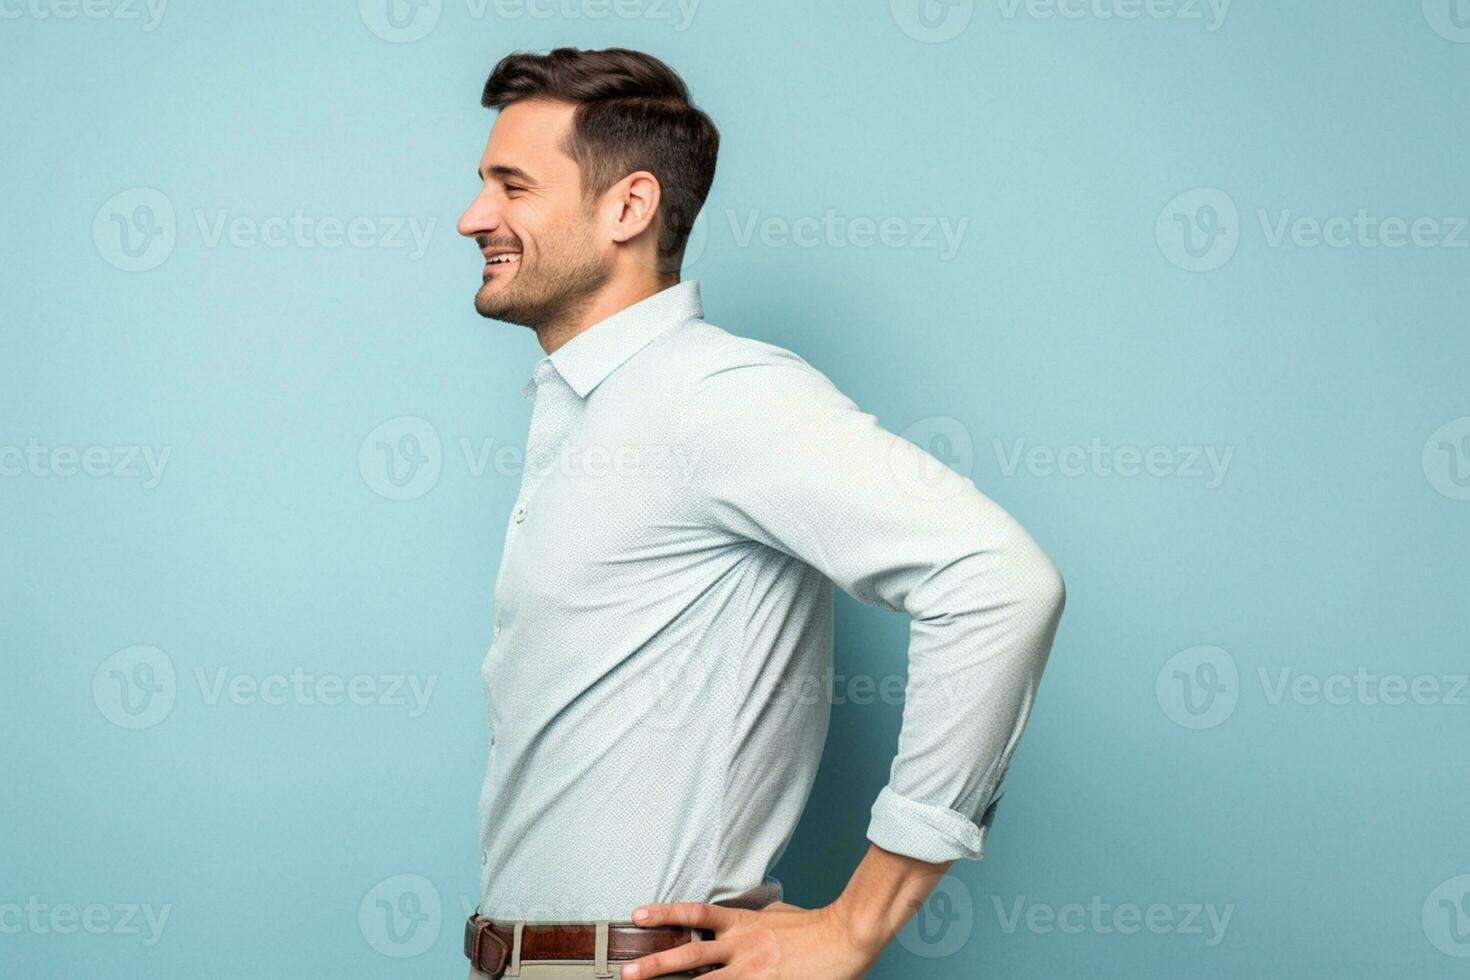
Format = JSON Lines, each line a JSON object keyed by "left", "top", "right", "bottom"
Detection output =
{"left": 682, "top": 345, "right": 1065, "bottom": 864}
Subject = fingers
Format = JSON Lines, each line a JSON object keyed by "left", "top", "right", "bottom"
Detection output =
{"left": 632, "top": 902, "right": 739, "bottom": 932}
{"left": 619, "top": 936, "right": 734, "bottom": 979}
{"left": 624, "top": 902, "right": 743, "bottom": 977}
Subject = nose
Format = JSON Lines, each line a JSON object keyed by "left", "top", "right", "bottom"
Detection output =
{"left": 457, "top": 188, "right": 502, "bottom": 240}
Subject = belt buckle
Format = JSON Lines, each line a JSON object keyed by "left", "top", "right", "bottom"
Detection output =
{"left": 464, "top": 916, "right": 510, "bottom": 978}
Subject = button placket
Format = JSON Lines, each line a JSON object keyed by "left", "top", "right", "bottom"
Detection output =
{"left": 495, "top": 365, "right": 579, "bottom": 654}
{"left": 510, "top": 367, "right": 578, "bottom": 534}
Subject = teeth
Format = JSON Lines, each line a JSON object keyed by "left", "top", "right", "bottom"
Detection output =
{"left": 486, "top": 254, "right": 521, "bottom": 265}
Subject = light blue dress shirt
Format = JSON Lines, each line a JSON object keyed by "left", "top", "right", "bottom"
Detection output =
{"left": 478, "top": 280, "right": 1065, "bottom": 921}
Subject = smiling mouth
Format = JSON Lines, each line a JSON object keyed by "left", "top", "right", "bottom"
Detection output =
{"left": 483, "top": 253, "right": 522, "bottom": 274}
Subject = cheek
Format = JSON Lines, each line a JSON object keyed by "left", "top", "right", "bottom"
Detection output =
{"left": 545, "top": 202, "right": 598, "bottom": 245}
{"left": 505, "top": 207, "right": 549, "bottom": 253}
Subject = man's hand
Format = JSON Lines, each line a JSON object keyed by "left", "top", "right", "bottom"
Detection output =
{"left": 619, "top": 900, "right": 879, "bottom": 979}
{"left": 621, "top": 843, "right": 952, "bottom": 978}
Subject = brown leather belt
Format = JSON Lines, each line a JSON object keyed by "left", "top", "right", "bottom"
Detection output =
{"left": 464, "top": 914, "right": 716, "bottom": 978}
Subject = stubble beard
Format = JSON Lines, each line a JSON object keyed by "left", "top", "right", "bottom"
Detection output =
{"left": 474, "top": 239, "right": 612, "bottom": 331}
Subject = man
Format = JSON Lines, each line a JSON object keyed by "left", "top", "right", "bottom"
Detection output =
{"left": 456, "top": 47, "right": 1065, "bottom": 980}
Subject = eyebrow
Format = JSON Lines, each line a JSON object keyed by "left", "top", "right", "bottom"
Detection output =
{"left": 479, "top": 164, "right": 539, "bottom": 185}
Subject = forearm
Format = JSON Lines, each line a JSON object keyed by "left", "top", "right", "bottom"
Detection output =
{"left": 830, "top": 842, "right": 953, "bottom": 956}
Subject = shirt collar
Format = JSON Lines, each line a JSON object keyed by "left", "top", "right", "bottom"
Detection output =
{"left": 522, "top": 280, "right": 703, "bottom": 400}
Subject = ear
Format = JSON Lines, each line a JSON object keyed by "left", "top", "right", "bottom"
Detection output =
{"left": 606, "top": 171, "right": 662, "bottom": 244}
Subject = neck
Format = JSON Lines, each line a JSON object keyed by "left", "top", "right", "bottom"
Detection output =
{"left": 536, "top": 274, "right": 678, "bottom": 355}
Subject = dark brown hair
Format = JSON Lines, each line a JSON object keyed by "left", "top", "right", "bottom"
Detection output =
{"left": 481, "top": 47, "right": 719, "bottom": 275}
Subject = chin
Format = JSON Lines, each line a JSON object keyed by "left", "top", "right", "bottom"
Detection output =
{"left": 474, "top": 281, "right": 504, "bottom": 310}
{"left": 474, "top": 287, "right": 526, "bottom": 325}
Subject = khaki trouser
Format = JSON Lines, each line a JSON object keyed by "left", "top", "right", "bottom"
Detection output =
{"left": 467, "top": 919, "right": 705, "bottom": 979}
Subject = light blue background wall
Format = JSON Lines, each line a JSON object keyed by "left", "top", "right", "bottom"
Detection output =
{"left": 3, "top": 1, "right": 1468, "bottom": 976}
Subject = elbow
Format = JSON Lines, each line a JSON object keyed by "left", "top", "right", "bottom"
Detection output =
{"left": 1043, "top": 552, "right": 1067, "bottom": 618}
{"left": 930, "top": 532, "right": 1066, "bottom": 631}
{"left": 1020, "top": 544, "right": 1066, "bottom": 628}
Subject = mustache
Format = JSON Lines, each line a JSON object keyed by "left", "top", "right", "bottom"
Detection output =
{"left": 475, "top": 236, "right": 522, "bottom": 251}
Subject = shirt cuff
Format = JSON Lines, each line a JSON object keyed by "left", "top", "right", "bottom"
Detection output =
{"left": 865, "top": 785, "right": 1001, "bottom": 864}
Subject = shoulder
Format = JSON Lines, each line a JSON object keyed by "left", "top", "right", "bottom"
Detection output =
{"left": 654, "top": 320, "right": 855, "bottom": 418}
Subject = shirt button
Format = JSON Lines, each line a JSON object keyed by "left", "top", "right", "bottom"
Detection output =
{"left": 513, "top": 504, "right": 527, "bottom": 523}
{"left": 480, "top": 850, "right": 488, "bottom": 866}
{"left": 493, "top": 622, "right": 502, "bottom": 638}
